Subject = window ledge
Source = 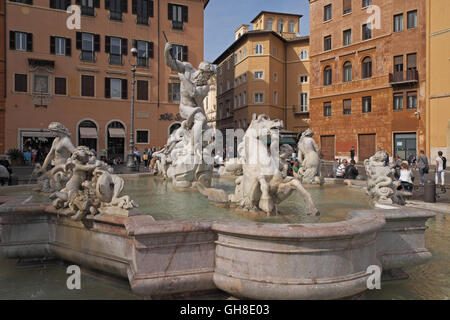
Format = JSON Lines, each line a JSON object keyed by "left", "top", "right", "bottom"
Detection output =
{"left": 323, "top": 19, "right": 333, "bottom": 24}
{"left": 343, "top": 12, "right": 352, "bottom": 17}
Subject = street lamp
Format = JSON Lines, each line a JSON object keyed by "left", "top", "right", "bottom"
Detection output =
{"left": 126, "top": 40, "right": 138, "bottom": 171}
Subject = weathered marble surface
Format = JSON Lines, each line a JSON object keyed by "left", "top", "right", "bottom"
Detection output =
{"left": 297, "top": 129, "right": 324, "bottom": 185}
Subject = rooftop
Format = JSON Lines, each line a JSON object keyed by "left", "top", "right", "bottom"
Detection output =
{"left": 250, "top": 11, "right": 303, "bottom": 23}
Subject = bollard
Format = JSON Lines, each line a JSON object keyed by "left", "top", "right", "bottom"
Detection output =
{"left": 424, "top": 179, "right": 436, "bottom": 203}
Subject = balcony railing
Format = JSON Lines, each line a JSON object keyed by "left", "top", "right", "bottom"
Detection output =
{"left": 172, "top": 20, "right": 184, "bottom": 30}
{"left": 389, "top": 69, "right": 419, "bottom": 84}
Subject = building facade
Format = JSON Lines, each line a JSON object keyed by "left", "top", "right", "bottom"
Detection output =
{"left": 4, "top": 0, "right": 208, "bottom": 160}
{"left": 0, "top": 0, "right": 5, "bottom": 154}
{"left": 426, "top": 0, "right": 450, "bottom": 159}
{"left": 214, "top": 11, "right": 310, "bottom": 139}
{"left": 309, "top": 0, "right": 426, "bottom": 162}
{"left": 204, "top": 75, "right": 216, "bottom": 128}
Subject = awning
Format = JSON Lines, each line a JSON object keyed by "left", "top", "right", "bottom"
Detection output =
{"left": 280, "top": 137, "right": 297, "bottom": 145}
{"left": 79, "top": 127, "right": 98, "bottom": 139}
{"left": 108, "top": 128, "right": 126, "bottom": 138}
{"left": 21, "top": 130, "right": 53, "bottom": 138}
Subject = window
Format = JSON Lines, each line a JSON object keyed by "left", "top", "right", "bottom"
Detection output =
{"left": 50, "top": 36, "right": 71, "bottom": 56}
{"left": 168, "top": 83, "right": 180, "bottom": 102}
{"left": 288, "top": 21, "right": 295, "bottom": 33}
{"left": 273, "top": 47, "right": 277, "bottom": 57}
{"left": 362, "top": 0, "right": 372, "bottom": 8}
{"left": 10, "top": 0, "right": 33, "bottom": 3}
{"left": 76, "top": 32, "right": 100, "bottom": 61}
{"left": 362, "top": 96, "right": 371, "bottom": 113}
{"left": 107, "top": 0, "right": 127, "bottom": 21}
{"left": 106, "top": 36, "right": 124, "bottom": 65}
{"left": 105, "top": 78, "right": 127, "bottom": 99}
{"left": 226, "top": 80, "right": 230, "bottom": 90}
{"left": 343, "top": 29, "right": 352, "bottom": 46}
{"left": 407, "top": 10, "right": 417, "bottom": 29}
{"left": 50, "top": 0, "right": 71, "bottom": 10}
{"left": 14, "top": 74, "right": 27, "bottom": 92}
{"left": 254, "top": 71, "right": 264, "bottom": 80}
{"left": 234, "top": 96, "right": 237, "bottom": 108}
{"left": 81, "top": 0, "right": 96, "bottom": 16}
{"left": 171, "top": 44, "right": 188, "bottom": 61}
{"left": 254, "top": 93, "right": 264, "bottom": 104}
{"left": 323, "top": 66, "right": 332, "bottom": 86}
{"left": 133, "top": 0, "right": 154, "bottom": 25}
{"left": 239, "top": 50, "right": 242, "bottom": 61}
{"left": 255, "top": 44, "right": 263, "bottom": 54}
{"left": 407, "top": 92, "right": 417, "bottom": 109}
{"left": 407, "top": 53, "right": 417, "bottom": 71}
{"left": 81, "top": 75, "right": 95, "bottom": 97}
{"left": 362, "top": 57, "right": 372, "bottom": 78}
{"left": 238, "top": 94, "right": 242, "bottom": 107}
{"left": 324, "top": 35, "right": 331, "bottom": 51}
{"left": 168, "top": 3, "right": 188, "bottom": 30}
{"left": 243, "top": 91, "right": 247, "bottom": 105}
{"left": 244, "top": 47, "right": 247, "bottom": 57}
{"left": 343, "top": 0, "right": 352, "bottom": 14}
{"left": 300, "top": 49, "right": 308, "bottom": 60}
{"left": 277, "top": 19, "right": 284, "bottom": 32}
{"left": 300, "top": 93, "right": 308, "bottom": 112}
{"left": 394, "top": 14, "right": 404, "bottom": 32}
{"left": 343, "top": 99, "right": 351, "bottom": 115}
{"left": 394, "top": 93, "right": 403, "bottom": 110}
{"left": 274, "top": 91, "right": 278, "bottom": 105}
{"left": 243, "top": 73, "right": 247, "bottom": 82}
{"left": 266, "top": 18, "right": 273, "bottom": 31}
{"left": 324, "top": 102, "right": 331, "bottom": 117}
{"left": 274, "top": 73, "right": 278, "bottom": 82}
{"left": 55, "top": 77, "right": 66, "bottom": 95}
{"left": 137, "top": 80, "right": 148, "bottom": 100}
{"left": 33, "top": 75, "right": 49, "bottom": 94}
{"left": 324, "top": 4, "right": 332, "bottom": 21}
{"left": 343, "top": 62, "right": 352, "bottom": 82}
{"left": 234, "top": 54, "right": 237, "bottom": 64}
{"left": 300, "top": 75, "right": 308, "bottom": 83}
{"left": 362, "top": 23, "right": 372, "bottom": 40}
{"left": 136, "top": 130, "right": 149, "bottom": 144}
{"left": 394, "top": 55, "right": 404, "bottom": 73}
{"left": 10, "top": 31, "right": 32, "bottom": 51}
{"left": 136, "top": 40, "right": 153, "bottom": 67}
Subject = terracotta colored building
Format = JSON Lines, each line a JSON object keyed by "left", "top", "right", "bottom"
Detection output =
{"left": 204, "top": 75, "right": 216, "bottom": 128}
{"left": 214, "top": 11, "right": 310, "bottom": 139}
{"left": 309, "top": 0, "right": 426, "bottom": 162}
{"left": 0, "top": 0, "right": 5, "bottom": 154}
{"left": 426, "top": 0, "right": 450, "bottom": 159}
{"left": 4, "top": 0, "right": 209, "bottom": 160}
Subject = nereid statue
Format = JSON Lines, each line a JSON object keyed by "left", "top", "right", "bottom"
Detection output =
{"left": 297, "top": 129, "right": 323, "bottom": 185}
{"left": 364, "top": 150, "right": 405, "bottom": 206}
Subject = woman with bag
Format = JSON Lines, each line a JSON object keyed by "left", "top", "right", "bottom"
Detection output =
{"left": 417, "top": 150, "right": 429, "bottom": 185}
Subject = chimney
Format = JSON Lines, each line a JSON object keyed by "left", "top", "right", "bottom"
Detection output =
{"left": 235, "top": 24, "right": 250, "bottom": 40}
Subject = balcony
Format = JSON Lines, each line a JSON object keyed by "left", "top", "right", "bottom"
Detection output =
{"left": 389, "top": 70, "right": 419, "bottom": 86}
{"left": 172, "top": 20, "right": 184, "bottom": 30}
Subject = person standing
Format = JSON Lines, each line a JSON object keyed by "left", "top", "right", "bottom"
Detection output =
{"left": 350, "top": 146, "right": 355, "bottom": 162}
{"left": 142, "top": 150, "right": 149, "bottom": 168}
{"left": 435, "top": 151, "right": 446, "bottom": 186}
{"left": 417, "top": 150, "right": 429, "bottom": 185}
{"left": 345, "top": 160, "right": 359, "bottom": 179}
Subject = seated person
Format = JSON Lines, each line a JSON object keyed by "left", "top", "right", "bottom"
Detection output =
{"left": 344, "top": 160, "right": 359, "bottom": 179}
{"left": 398, "top": 163, "right": 414, "bottom": 192}
{"left": 336, "top": 159, "right": 348, "bottom": 178}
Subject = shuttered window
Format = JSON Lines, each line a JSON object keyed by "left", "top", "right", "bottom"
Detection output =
{"left": 133, "top": 0, "right": 154, "bottom": 24}
{"left": 137, "top": 80, "right": 148, "bottom": 101}
{"left": 407, "top": 53, "right": 417, "bottom": 70}
{"left": 55, "top": 77, "right": 67, "bottom": 95}
{"left": 14, "top": 74, "right": 28, "bottom": 92}
{"left": 81, "top": 75, "right": 94, "bottom": 97}
{"left": 323, "top": 102, "right": 331, "bottom": 117}
{"left": 10, "top": 31, "right": 32, "bottom": 52}
{"left": 343, "top": 0, "right": 352, "bottom": 14}
{"left": 50, "top": 0, "right": 71, "bottom": 10}
{"left": 343, "top": 99, "right": 352, "bottom": 115}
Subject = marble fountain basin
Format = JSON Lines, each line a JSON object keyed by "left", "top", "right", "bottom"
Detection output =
{"left": 0, "top": 177, "right": 434, "bottom": 299}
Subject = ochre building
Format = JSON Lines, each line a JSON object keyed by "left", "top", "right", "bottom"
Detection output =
{"left": 4, "top": 0, "right": 209, "bottom": 160}
{"left": 214, "top": 11, "right": 310, "bottom": 138}
{"left": 309, "top": 0, "right": 426, "bottom": 162}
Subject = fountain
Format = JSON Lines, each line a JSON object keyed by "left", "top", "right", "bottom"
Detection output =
{"left": 0, "top": 42, "right": 436, "bottom": 300}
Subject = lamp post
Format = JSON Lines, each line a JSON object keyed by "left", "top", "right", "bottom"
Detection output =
{"left": 126, "top": 41, "right": 138, "bottom": 170}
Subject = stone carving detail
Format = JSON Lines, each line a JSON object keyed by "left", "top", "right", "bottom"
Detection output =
{"left": 297, "top": 129, "right": 324, "bottom": 185}
{"left": 35, "top": 122, "right": 75, "bottom": 193}
{"left": 364, "top": 150, "right": 405, "bottom": 206}
{"left": 198, "top": 115, "right": 319, "bottom": 216}
{"left": 162, "top": 42, "right": 216, "bottom": 188}
{"left": 218, "top": 158, "right": 243, "bottom": 177}
{"left": 47, "top": 145, "right": 138, "bottom": 221}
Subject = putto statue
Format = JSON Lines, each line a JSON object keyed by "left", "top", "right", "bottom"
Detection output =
{"left": 198, "top": 115, "right": 319, "bottom": 216}
{"left": 35, "top": 122, "right": 75, "bottom": 193}
{"left": 364, "top": 150, "right": 405, "bottom": 206}
{"left": 163, "top": 42, "right": 216, "bottom": 188}
{"left": 50, "top": 146, "right": 138, "bottom": 221}
{"left": 297, "top": 129, "right": 323, "bottom": 185}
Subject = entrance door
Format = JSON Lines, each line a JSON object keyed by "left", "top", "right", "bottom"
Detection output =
{"left": 320, "top": 135, "right": 335, "bottom": 160}
{"left": 107, "top": 121, "right": 125, "bottom": 161}
{"left": 78, "top": 120, "right": 98, "bottom": 153}
{"left": 394, "top": 133, "right": 416, "bottom": 160}
{"left": 358, "top": 134, "right": 376, "bottom": 162}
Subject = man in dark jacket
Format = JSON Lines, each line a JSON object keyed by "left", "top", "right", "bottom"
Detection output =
{"left": 345, "top": 160, "right": 359, "bottom": 179}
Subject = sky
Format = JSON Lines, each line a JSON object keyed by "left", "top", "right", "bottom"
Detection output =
{"left": 204, "top": 0, "right": 311, "bottom": 62}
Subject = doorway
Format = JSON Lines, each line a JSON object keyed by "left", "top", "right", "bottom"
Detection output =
{"left": 107, "top": 121, "right": 126, "bottom": 161}
{"left": 394, "top": 133, "right": 416, "bottom": 160}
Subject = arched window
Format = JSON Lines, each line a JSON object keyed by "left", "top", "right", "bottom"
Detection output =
{"left": 362, "top": 56, "right": 372, "bottom": 78}
{"left": 288, "top": 21, "right": 295, "bottom": 33}
{"left": 323, "top": 66, "right": 332, "bottom": 86}
{"left": 78, "top": 120, "right": 98, "bottom": 152}
{"left": 343, "top": 62, "right": 352, "bottom": 82}
{"left": 266, "top": 18, "right": 273, "bottom": 31}
{"left": 278, "top": 19, "right": 284, "bottom": 32}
